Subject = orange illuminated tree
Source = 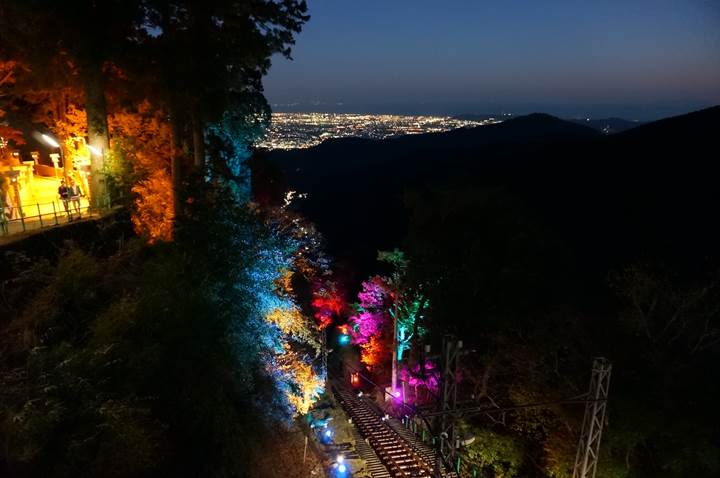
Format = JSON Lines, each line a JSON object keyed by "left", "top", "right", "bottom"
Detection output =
{"left": 109, "top": 101, "right": 174, "bottom": 242}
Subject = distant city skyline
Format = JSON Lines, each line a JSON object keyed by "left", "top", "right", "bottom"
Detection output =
{"left": 264, "top": 0, "right": 720, "bottom": 121}
{"left": 259, "top": 112, "right": 497, "bottom": 149}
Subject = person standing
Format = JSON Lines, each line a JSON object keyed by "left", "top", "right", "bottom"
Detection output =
{"left": 58, "top": 179, "right": 71, "bottom": 220}
{"left": 69, "top": 179, "right": 83, "bottom": 217}
{"left": 0, "top": 193, "right": 8, "bottom": 235}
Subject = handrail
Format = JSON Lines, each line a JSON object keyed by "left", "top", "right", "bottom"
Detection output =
{"left": 1, "top": 198, "right": 94, "bottom": 236}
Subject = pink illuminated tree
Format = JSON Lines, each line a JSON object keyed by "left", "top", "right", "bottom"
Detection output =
{"left": 348, "top": 276, "right": 391, "bottom": 345}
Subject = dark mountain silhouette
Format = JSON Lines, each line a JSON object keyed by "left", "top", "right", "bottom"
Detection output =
{"left": 567, "top": 117, "right": 642, "bottom": 133}
{"left": 263, "top": 105, "right": 720, "bottom": 284}
{"left": 453, "top": 114, "right": 640, "bottom": 133}
{"left": 265, "top": 113, "right": 598, "bottom": 272}
{"left": 452, "top": 113, "right": 506, "bottom": 121}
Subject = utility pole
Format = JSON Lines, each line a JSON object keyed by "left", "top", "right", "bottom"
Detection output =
{"left": 390, "top": 273, "right": 402, "bottom": 395}
{"left": 436, "top": 334, "right": 462, "bottom": 476}
{"left": 391, "top": 296, "right": 399, "bottom": 394}
{"left": 321, "top": 327, "right": 328, "bottom": 386}
{"left": 572, "top": 357, "right": 612, "bottom": 478}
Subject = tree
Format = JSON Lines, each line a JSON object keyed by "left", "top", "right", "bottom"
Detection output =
{"left": 134, "top": 0, "right": 309, "bottom": 211}
{"left": 611, "top": 264, "right": 720, "bottom": 365}
{"left": 0, "top": 0, "right": 149, "bottom": 208}
{"left": 0, "top": 60, "right": 25, "bottom": 150}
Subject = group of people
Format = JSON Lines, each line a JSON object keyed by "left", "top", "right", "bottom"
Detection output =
{"left": 58, "top": 178, "right": 84, "bottom": 220}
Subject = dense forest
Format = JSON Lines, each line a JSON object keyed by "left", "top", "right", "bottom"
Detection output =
{"left": 264, "top": 107, "right": 720, "bottom": 477}
{"left": 0, "top": 2, "right": 340, "bottom": 477}
{"left": 1, "top": 0, "right": 718, "bottom": 477}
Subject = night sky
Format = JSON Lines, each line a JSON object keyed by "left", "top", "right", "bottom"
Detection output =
{"left": 264, "top": 0, "right": 720, "bottom": 120}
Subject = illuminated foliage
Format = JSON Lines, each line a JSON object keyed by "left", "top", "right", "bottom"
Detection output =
{"left": 311, "top": 280, "right": 344, "bottom": 330}
{"left": 360, "top": 335, "right": 389, "bottom": 368}
{"left": 399, "top": 360, "right": 439, "bottom": 393}
{"left": 0, "top": 2, "right": 315, "bottom": 475}
{"left": 266, "top": 306, "right": 320, "bottom": 353}
{"left": 232, "top": 203, "right": 331, "bottom": 418}
{"left": 349, "top": 250, "right": 429, "bottom": 368}
{"left": 53, "top": 103, "right": 89, "bottom": 168}
{"left": 131, "top": 170, "right": 174, "bottom": 243}
{"left": 349, "top": 276, "right": 391, "bottom": 346}
{"left": 206, "top": 106, "right": 269, "bottom": 203}
{"left": 392, "top": 292, "right": 429, "bottom": 360}
{"left": 275, "top": 268, "right": 295, "bottom": 296}
{"left": 276, "top": 345, "right": 325, "bottom": 415}
{"left": 109, "top": 102, "right": 174, "bottom": 242}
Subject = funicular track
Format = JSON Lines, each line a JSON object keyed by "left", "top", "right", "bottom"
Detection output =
{"left": 332, "top": 382, "right": 437, "bottom": 477}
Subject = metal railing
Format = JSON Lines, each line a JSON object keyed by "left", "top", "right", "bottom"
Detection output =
{"left": 1, "top": 198, "right": 94, "bottom": 236}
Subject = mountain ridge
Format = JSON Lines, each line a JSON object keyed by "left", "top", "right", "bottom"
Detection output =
{"left": 260, "top": 105, "right": 720, "bottom": 282}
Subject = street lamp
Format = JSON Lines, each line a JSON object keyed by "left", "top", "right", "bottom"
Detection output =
{"left": 41, "top": 133, "right": 65, "bottom": 173}
{"left": 87, "top": 144, "right": 102, "bottom": 157}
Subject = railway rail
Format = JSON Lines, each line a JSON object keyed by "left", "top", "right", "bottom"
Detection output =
{"left": 332, "top": 382, "right": 443, "bottom": 478}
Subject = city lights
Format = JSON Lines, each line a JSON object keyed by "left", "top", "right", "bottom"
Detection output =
{"left": 259, "top": 112, "right": 500, "bottom": 149}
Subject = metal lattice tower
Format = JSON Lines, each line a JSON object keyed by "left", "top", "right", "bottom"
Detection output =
{"left": 435, "top": 334, "right": 462, "bottom": 475}
{"left": 572, "top": 357, "right": 612, "bottom": 478}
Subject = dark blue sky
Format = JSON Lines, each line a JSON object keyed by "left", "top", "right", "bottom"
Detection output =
{"left": 264, "top": 0, "right": 720, "bottom": 120}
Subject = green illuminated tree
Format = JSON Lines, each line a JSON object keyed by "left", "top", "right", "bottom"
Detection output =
{"left": 379, "top": 249, "right": 429, "bottom": 362}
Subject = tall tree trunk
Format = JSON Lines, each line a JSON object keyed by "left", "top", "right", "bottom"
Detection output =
{"left": 192, "top": 111, "right": 205, "bottom": 170}
{"left": 169, "top": 107, "right": 189, "bottom": 231}
{"left": 83, "top": 60, "right": 110, "bottom": 210}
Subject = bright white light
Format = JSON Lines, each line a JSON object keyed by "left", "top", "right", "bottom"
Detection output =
{"left": 337, "top": 455, "right": 344, "bottom": 464}
{"left": 338, "top": 464, "right": 347, "bottom": 473}
{"left": 394, "top": 391, "right": 401, "bottom": 398}
{"left": 87, "top": 144, "right": 102, "bottom": 156}
{"left": 41, "top": 134, "right": 60, "bottom": 148}
{"left": 324, "top": 429, "right": 332, "bottom": 438}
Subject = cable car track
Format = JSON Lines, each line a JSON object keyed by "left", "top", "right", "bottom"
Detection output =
{"left": 332, "top": 382, "right": 436, "bottom": 477}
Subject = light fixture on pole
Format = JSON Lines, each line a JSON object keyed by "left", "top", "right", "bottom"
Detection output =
{"left": 41, "top": 133, "right": 65, "bottom": 171}
{"left": 87, "top": 144, "right": 102, "bottom": 157}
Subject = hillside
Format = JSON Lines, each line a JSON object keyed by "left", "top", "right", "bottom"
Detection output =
{"left": 266, "top": 113, "right": 600, "bottom": 269}
{"left": 264, "top": 105, "right": 720, "bottom": 285}
{"left": 568, "top": 117, "right": 642, "bottom": 133}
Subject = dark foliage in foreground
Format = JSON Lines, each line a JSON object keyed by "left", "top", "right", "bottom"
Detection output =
{"left": 0, "top": 192, "right": 314, "bottom": 478}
